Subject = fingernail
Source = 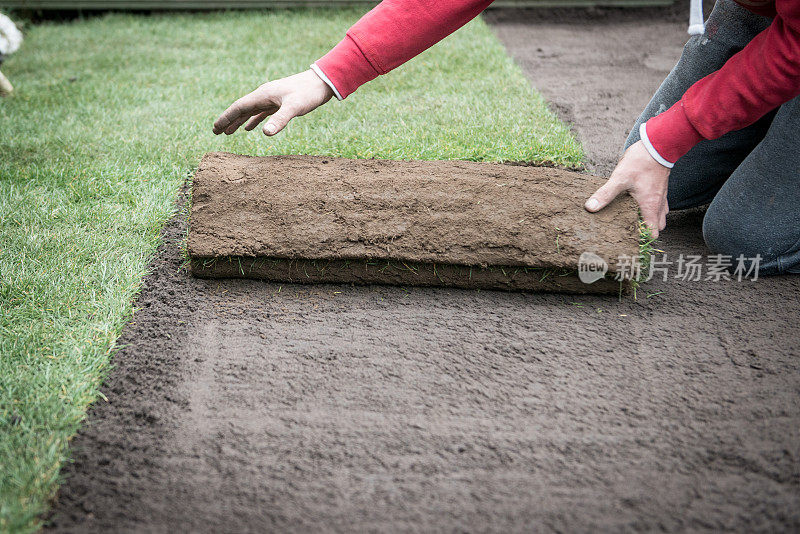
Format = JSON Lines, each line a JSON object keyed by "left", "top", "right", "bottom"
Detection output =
{"left": 265, "top": 123, "right": 277, "bottom": 135}
{"left": 585, "top": 198, "right": 600, "bottom": 211}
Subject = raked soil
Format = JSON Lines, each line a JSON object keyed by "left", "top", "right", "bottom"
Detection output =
{"left": 47, "top": 7, "right": 799, "bottom": 533}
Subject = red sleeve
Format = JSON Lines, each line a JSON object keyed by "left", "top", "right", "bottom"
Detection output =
{"left": 646, "top": 0, "right": 800, "bottom": 164}
{"left": 314, "top": 0, "right": 494, "bottom": 99}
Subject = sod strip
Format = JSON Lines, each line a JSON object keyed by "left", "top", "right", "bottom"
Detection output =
{"left": 188, "top": 153, "right": 639, "bottom": 293}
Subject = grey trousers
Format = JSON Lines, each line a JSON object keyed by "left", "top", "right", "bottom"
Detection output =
{"left": 625, "top": 0, "right": 800, "bottom": 275}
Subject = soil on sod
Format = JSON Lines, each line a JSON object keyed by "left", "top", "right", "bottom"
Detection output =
{"left": 188, "top": 153, "right": 638, "bottom": 293}
{"left": 47, "top": 8, "right": 800, "bottom": 533}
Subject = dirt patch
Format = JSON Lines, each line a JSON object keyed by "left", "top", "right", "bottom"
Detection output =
{"left": 188, "top": 153, "right": 638, "bottom": 293}
{"left": 47, "top": 7, "right": 800, "bottom": 533}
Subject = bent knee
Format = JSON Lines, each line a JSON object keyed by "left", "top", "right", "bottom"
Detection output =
{"left": 703, "top": 209, "right": 800, "bottom": 275}
{"left": 703, "top": 208, "right": 767, "bottom": 257}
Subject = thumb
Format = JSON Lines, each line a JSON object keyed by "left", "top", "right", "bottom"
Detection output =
{"left": 585, "top": 176, "right": 629, "bottom": 213}
{"left": 262, "top": 102, "right": 298, "bottom": 136}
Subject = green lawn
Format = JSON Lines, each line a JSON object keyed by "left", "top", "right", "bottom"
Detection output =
{"left": 0, "top": 9, "right": 582, "bottom": 532}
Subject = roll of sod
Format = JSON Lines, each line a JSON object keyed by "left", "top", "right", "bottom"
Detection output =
{"left": 188, "top": 152, "right": 639, "bottom": 293}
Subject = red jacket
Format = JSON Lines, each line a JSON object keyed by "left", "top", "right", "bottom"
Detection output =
{"left": 314, "top": 0, "right": 800, "bottom": 165}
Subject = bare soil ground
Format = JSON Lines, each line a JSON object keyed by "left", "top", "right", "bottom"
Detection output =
{"left": 47, "top": 7, "right": 799, "bottom": 533}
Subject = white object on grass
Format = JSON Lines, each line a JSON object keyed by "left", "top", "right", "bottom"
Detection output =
{"left": 0, "top": 13, "right": 23, "bottom": 56}
{"left": 0, "top": 70, "right": 12, "bottom": 94}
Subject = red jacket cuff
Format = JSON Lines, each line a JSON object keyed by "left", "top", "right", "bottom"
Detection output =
{"left": 314, "top": 34, "right": 381, "bottom": 100}
{"left": 645, "top": 101, "right": 705, "bottom": 164}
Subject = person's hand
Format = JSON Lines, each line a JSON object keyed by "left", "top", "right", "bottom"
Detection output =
{"left": 584, "top": 140, "right": 671, "bottom": 238}
{"left": 212, "top": 69, "right": 334, "bottom": 137}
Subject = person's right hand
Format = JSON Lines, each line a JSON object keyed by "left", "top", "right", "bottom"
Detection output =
{"left": 212, "top": 69, "right": 334, "bottom": 137}
{"left": 585, "top": 140, "right": 671, "bottom": 238}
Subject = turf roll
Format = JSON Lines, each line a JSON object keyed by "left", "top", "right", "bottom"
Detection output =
{"left": 188, "top": 152, "right": 639, "bottom": 293}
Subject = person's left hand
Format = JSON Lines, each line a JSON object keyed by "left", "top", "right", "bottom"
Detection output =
{"left": 584, "top": 140, "right": 671, "bottom": 238}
